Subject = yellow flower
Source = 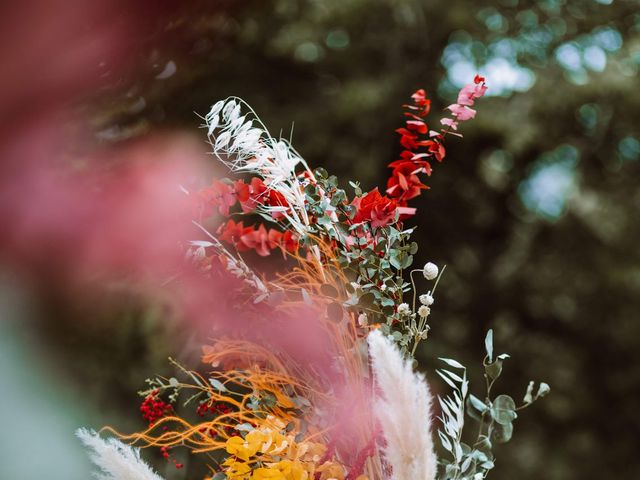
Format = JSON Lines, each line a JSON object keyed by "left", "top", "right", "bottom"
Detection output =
{"left": 223, "top": 458, "right": 253, "bottom": 479}
{"left": 252, "top": 467, "right": 286, "bottom": 480}
{"left": 226, "top": 434, "right": 262, "bottom": 461}
{"left": 316, "top": 462, "right": 345, "bottom": 480}
{"left": 273, "top": 460, "right": 309, "bottom": 480}
{"left": 226, "top": 429, "right": 289, "bottom": 462}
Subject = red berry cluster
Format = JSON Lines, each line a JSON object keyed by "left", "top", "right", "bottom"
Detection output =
{"left": 196, "top": 401, "right": 242, "bottom": 437}
{"left": 140, "top": 391, "right": 183, "bottom": 469}
{"left": 140, "top": 389, "right": 173, "bottom": 426}
{"left": 159, "top": 446, "right": 183, "bottom": 469}
{"left": 196, "top": 400, "right": 235, "bottom": 417}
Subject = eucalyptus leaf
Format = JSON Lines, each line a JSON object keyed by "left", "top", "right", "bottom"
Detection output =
{"left": 491, "top": 394, "right": 518, "bottom": 425}
{"left": 234, "top": 423, "right": 254, "bottom": 432}
{"left": 484, "top": 354, "right": 509, "bottom": 381}
{"left": 209, "top": 378, "right": 228, "bottom": 392}
{"left": 492, "top": 421, "right": 514, "bottom": 443}
{"left": 327, "top": 301, "right": 343, "bottom": 321}
{"left": 314, "top": 167, "right": 328, "bottom": 178}
{"left": 475, "top": 435, "right": 492, "bottom": 456}
{"left": 320, "top": 284, "right": 339, "bottom": 298}
{"left": 468, "top": 394, "right": 488, "bottom": 413}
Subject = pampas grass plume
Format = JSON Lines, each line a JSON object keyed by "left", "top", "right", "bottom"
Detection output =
{"left": 76, "top": 428, "right": 165, "bottom": 480}
{"left": 368, "top": 330, "right": 437, "bottom": 480}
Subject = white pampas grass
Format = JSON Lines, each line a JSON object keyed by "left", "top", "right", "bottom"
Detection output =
{"left": 367, "top": 330, "right": 437, "bottom": 480}
{"left": 203, "top": 97, "right": 314, "bottom": 237}
{"left": 76, "top": 428, "right": 165, "bottom": 480}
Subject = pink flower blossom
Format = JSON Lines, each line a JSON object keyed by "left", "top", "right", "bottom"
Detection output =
{"left": 447, "top": 104, "right": 476, "bottom": 121}
{"left": 440, "top": 118, "right": 458, "bottom": 130}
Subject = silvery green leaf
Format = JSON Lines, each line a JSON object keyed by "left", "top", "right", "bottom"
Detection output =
{"left": 468, "top": 394, "right": 488, "bottom": 413}
{"left": 461, "top": 377, "right": 469, "bottom": 397}
{"left": 481, "top": 459, "right": 495, "bottom": 469}
{"left": 485, "top": 329, "right": 494, "bottom": 363}
{"left": 492, "top": 421, "right": 513, "bottom": 443}
{"left": 461, "top": 455, "right": 473, "bottom": 473}
{"left": 440, "top": 368, "right": 464, "bottom": 383}
{"left": 437, "top": 370, "right": 459, "bottom": 390}
{"left": 234, "top": 423, "right": 254, "bottom": 432}
{"left": 209, "top": 378, "right": 228, "bottom": 392}
{"left": 490, "top": 395, "right": 517, "bottom": 425}
{"left": 438, "top": 430, "right": 453, "bottom": 452}
{"left": 484, "top": 354, "right": 509, "bottom": 381}
{"left": 320, "top": 284, "right": 338, "bottom": 298}
{"left": 475, "top": 436, "right": 492, "bottom": 456}
{"left": 440, "top": 358, "right": 466, "bottom": 370}
{"left": 455, "top": 442, "right": 463, "bottom": 462}
{"left": 438, "top": 397, "right": 454, "bottom": 420}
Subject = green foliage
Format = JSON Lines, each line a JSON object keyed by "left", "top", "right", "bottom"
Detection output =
{"left": 437, "top": 330, "right": 548, "bottom": 479}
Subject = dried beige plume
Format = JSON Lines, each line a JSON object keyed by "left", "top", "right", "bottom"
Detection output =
{"left": 368, "top": 330, "right": 437, "bottom": 480}
{"left": 76, "top": 428, "right": 165, "bottom": 480}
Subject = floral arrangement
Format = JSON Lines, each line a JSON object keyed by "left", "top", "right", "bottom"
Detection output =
{"left": 78, "top": 76, "right": 549, "bottom": 480}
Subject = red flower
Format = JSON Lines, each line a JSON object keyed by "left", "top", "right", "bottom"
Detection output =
{"left": 218, "top": 219, "right": 252, "bottom": 252}
{"left": 239, "top": 177, "right": 268, "bottom": 213}
{"left": 265, "top": 188, "right": 289, "bottom": 220}
{"left": 240, "top": 224, "right": 275, "bottom": 257}
{"left": 386, "top": 161, "right": 428, "bottom": 202}
{"left": 280, "top": 230, "right": 299, "bottom": 253}
{"left": 409, "top": 89, "right": 431, "bottom": 115}
{"left": 352, "top": 188, "right": 399, "bottom": 228}
{"left": 218, "top": 219, "right": 296, "bottom": 257}
{"left": 210, "top": 179, "right": 237, "bottom": 216}
{"left": 406, "top": 119, "right": 428, "bottom": 134}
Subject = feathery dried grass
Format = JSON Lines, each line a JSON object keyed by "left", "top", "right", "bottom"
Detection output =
{"left": 77, "top": 428, "right": 164, "bottom": 480}
{"left": 368, "top": 330, "right": 437, "bottom": 480}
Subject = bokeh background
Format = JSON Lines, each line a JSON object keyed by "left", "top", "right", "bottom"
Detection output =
{"left": 1, "top": 1, "right": 639, "bottom": 479}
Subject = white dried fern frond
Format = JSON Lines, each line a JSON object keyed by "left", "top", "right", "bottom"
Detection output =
{"left": 203, "top": 98, "right": 314, "bottom": 236}
{"left": 436, "top": 358, "right": 469, "bottom": 470}
{"left": 367, "top": 330, "right": 437, "bottom": 480}
{"left": 76, "top": 428, "right": 165, "bottom": 480}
